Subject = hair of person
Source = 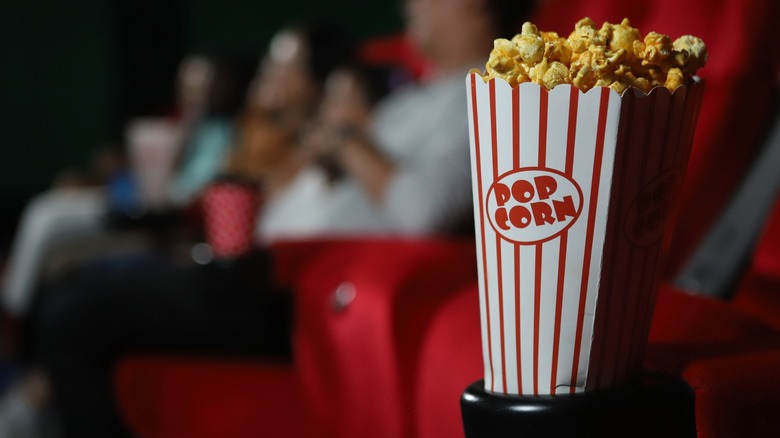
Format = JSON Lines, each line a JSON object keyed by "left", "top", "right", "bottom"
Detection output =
{"left": 187, "top": 52, "right": 258, "bottom": 118}
{"left": 482, "top": 0, "right": 535, "bottom": 38}
{"left": 292, "top": 18, "right": 357, "bottom": 86}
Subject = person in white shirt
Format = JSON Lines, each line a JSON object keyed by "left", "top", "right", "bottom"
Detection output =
{"left": 258, "top": 63, "right": 476, "bottom": 240}
{"left": 259, "top": 0, "right": 533, "bottom": 241}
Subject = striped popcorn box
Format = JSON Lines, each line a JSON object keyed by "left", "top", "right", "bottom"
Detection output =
{"left": 202, "top": 179, "right": 261, "bottom": 260}
{"left": 466, "top": 73, "right": 704, "bottom": 395}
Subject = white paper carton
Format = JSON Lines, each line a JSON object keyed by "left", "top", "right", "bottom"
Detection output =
{"left": 466, "top": 73, "right": 704, "bottom": 395}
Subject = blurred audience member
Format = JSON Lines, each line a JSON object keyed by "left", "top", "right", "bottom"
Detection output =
{"left": 221, "top": 19, "right": 359, "bottom": 191}
{"left": 160, "top": 54, "right": 246, "bottom": 208}
{"left": 256, "top": 63, "right": 399, "bottom": 240}
{"left": 0, "top": 54, "right": 248, "bottom": 319}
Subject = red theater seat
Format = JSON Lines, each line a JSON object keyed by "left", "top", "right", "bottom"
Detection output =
{"left": 733, "top": 198, "right": 780, "bottom": 330}
{"left": 414, "top": 287, "right": 481, "bottom": 438}
{"left": 292, "top": 238, "right": 477, "bottom": 438}
{"left": 115, "top": 359, "right": 301, "bottom": 438}
{"left": 114, "top": 238, "right": 478, "bottom": 438}
{"left": 682, "top": 349, "right": 780, "bottom": 438}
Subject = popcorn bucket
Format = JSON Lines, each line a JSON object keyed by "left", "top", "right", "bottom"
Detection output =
{"left": 466, "top": 73, "right": 704, "bottom": 395}
{"left": 202, "top": 178, "right": 261, "bottom": 260}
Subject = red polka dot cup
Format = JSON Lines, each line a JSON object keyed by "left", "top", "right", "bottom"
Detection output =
{"left": 202, "top": 178, "right": 261, "bottom": 260}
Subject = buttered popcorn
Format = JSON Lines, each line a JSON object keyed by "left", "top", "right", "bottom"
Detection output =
{"left": 479, "top": 18, "right": 707, "bottom": 93}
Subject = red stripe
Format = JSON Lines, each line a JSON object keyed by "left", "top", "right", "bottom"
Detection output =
{"left": 550, "top": 87, "right": 579, "bottom": 393}
{"left": 513, "top": 86, "right": 522, "bottom": 393}
{"left": 672, "top": 87, "right": 691, "bottom": 170}
{"left": 512, "top": 87, "right": 523, "bottom": 394}
{"left": 495, "top": 239, "right": 507, "bottom": 393}
{"left": 489, "top": 80, "right": 508, "bottom": 393}
{"left": 533, "top": 243, "right": 542, "bottom": 395}
{"left": 471, "top": 74, "right": 495, "bottom": 391}
{"left": 513, "top": 86, "right": 520, "bottom": 169}
{"left": 570, "top": 88, "right": 611, "bottom": 392}
{"left": 630, "top": 250, "right": 661, "bottom": 370}
{"left": 490, "top": 81, "right": 499, "bottom": 176}
{"left": 565, "top": 87, "right": 579, "bottom": 175}
{"left": 550, "top": 233, "right": 567, "bottom": 394}
{"left": 532, "top": 88, "right": 549, "bottom": 396}
{"left": 514, "top": 243, "right": 522, "bottom": 393}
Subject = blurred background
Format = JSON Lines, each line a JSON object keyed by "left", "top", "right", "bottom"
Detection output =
{"left": 0, "top": 0, "right": 403, "bottom": 255}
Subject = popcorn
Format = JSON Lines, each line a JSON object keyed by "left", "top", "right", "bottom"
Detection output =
{"left": 601, "top": 18, "right": 642, "bottom": 59}
{"left": 570, "top": 45, "right": 626, "bottom": 90}
{"left": 541, "top": 31, "right": 572, "bottom": 64}
{"left": 540, "top": 60, "right": 571, "bottom": 88}
{"left": 634, "top": 32, "right": 673, "bottom": 67}
{"left": 672, "top": 35, "right": 708, "bottom": 72}
{"left": 485, "top": 38, "right": 527, "bottom": 87}
{"left": 479, "top": 18, "right": 707, "bottom": 93}
{"left": 567, "top": 18, "right": 605, "bottom": 58}
{"left": 512, "top": 22, "right": 545, "bottom": 65}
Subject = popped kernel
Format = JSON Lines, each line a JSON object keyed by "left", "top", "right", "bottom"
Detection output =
{"left": 665, "top": 67, "right": 685, "bottom": 90}
{"left": 634, "top": 32, "right": 673, "bottom": 68}
{"left": 601, "top": 18, "right": 641, "bottom": 61}
{"left": 485, "top": 38, "right": 527, "bottom": 87}
{"left": 672, "top": 35, "right": 708, "bottom": 73}
{"left": 568, "top": 18, "right": 606, "bottom": 58}
{"left": 541, "top": 31, "right": 572, "bottom": 64}
{"left": 541, "top": 61, "right": 571, "bottom": 88}
{"left": 570, "top": 45, "right": 625, "bottom": 91}
{"left": 479, "top": 18, "right": 706, "bottom": 93}
{"left": 511, "top": 22, "right": 545, "bottom": 65}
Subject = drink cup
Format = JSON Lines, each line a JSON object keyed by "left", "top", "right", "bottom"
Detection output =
{"left": 202, "top": 178, "right": 261, "bottom": 260}
{"left": 126, "top": 118, "right": 183, "bottom": 211}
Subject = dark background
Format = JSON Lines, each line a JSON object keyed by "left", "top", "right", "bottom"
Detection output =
{"left": 0, "top": 0, "right": 403, "bottom": 252}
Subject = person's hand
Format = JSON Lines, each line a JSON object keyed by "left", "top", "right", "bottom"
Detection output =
{"left": 300, "top": 120, "right": 361, "bottom": 183}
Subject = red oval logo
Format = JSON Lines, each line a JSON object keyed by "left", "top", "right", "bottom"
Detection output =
{"left": 486, "top": 168, "right": 583, "bottom": 244}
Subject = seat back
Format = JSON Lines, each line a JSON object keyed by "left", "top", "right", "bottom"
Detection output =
{"left": 291, "top": 238, "right": 477, "bottom": 438}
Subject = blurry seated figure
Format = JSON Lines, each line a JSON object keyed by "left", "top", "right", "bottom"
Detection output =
{"left": 112, "top": 54, "right": 248, "bottom": 215}
{"left": 303, "top": 64, "right": 397, "bottom": 183}
{"left": 1, "top": 54, "right": 247, "bottom": 318}
{"left": 256, "top": 63, "right": 401, "bottom": 240}
{"left": 2, "top": 187, "right": 109, "bottom": 317}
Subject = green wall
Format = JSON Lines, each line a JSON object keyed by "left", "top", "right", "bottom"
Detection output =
{"left": 188, "top": 0, "right": 403, "bottom": 52}
{"left": 0, "top": 0, "right": 114, "bottom": 194}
